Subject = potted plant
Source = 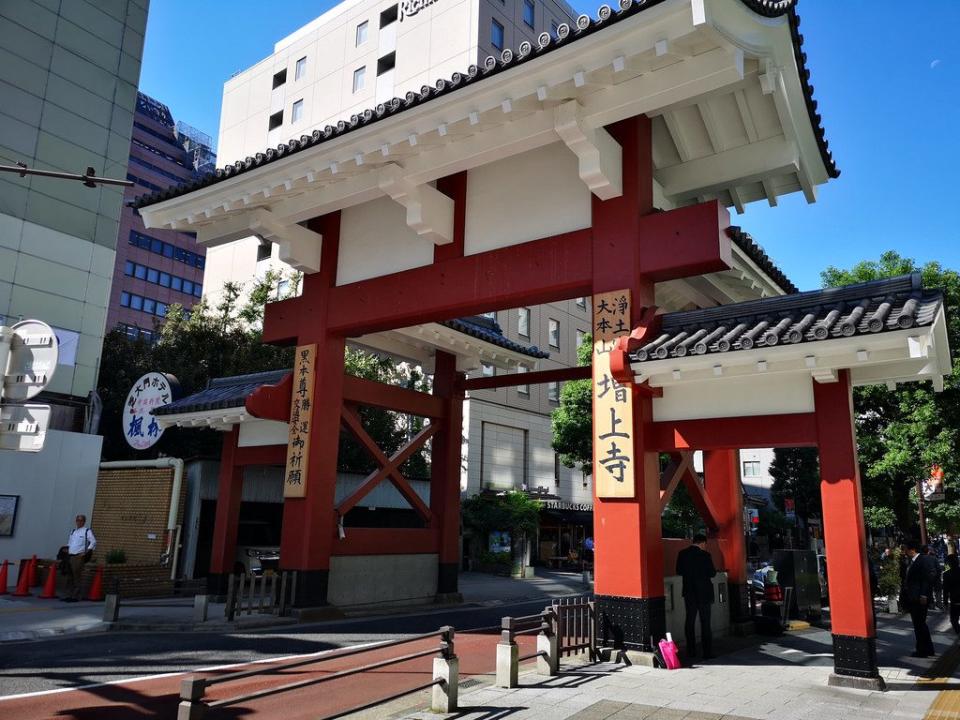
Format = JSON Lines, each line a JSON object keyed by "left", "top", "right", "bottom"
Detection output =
{"left": 878, "top": 547, "right": 902, "bottom": 614}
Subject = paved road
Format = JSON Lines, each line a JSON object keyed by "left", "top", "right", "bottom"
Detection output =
{"left": 0, "top": 598, "right": 549, "bottom": 699}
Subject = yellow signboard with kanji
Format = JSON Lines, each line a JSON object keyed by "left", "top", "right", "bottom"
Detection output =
{"left": 284, "top": 344, "right": 316, "bottom": 498}
{"left": 593, "top": 290, "right": 634, "bottom": 498}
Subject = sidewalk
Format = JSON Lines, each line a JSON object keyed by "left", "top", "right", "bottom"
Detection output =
{"left": 0, "top": 569, "right": 589, "bottom": 642}
{"left": 402, "top": 612, "right": 960, "bottom": 720}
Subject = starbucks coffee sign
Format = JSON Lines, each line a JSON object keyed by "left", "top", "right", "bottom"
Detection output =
{"left": 400, "top": 0, "right": 440, "bottom": 21}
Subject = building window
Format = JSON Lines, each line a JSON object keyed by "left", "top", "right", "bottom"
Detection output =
{"left": 548, "top": 381, "right": 560, "bottom": 402}
{"left": 171, "top": 276, "right": 182, "bottom": 292}
{"left": 491, "top": 19, "right": 504, "bottom": 50}
{"left": 551, "top": 20, "right": 560, "bottom": 38}
{"left": 380, "top": 4, "right": 398, "bottom": 27}
{"left": 183, "top": 280, "right": 194, "bottom": 296}
{"left": 256, "top": 242, "right": 272, "bottom": 262}
{"left": 482, "top": 311, "right": 496, "bottom": 320}
{"left": 377, "top": 52, "right": 396, "bottom": 76}
{"left": 576, "top": 329, "right": 586, "bottom": 349}
{"left": 143, "top": 298, "right": 156, "bottom": 315}
{"left": 156, "top": 302, "right": 168, "bottom": 318}
{"left": 353, "top": 66, "right": 366, "bottom": 93}
{"left": 517, "top": 365, "right": 529, "bottom": 396}
{"left": 523, "top": 0, "right": 535, "bottom": 28}
{"left": 134, "top": 263, "right": 146, "bottom": 280}
{"left": 159, "top": 272, "right": 171, "bottom": 288}
{"left": 291, "top": 99, "right": 304, "bottom": 124}
{"left": 124, "top": 260, "right": 134, "bottom": 276}
{"left": 120, "top": 291, "right": 130, "bottom": 307}
{"left": 576, "top": 296, "right": 586, "bottom": 309}
{"left": 295, "top": 56, "right": 307, "bottom": 81}
{"left": 554, "top": 453, "right": 560, "bottom": 482}
{"left": 742, "top": 460, "right": 761, "bottom": 478}
{"left": 356, "top": 20, "right": 368, "bottom": 46}
{"left": 548, "top": 318, "right": 560, "bottom": 348}
{"left": 518, "top": 307, "right": 530, "bottom": 338}
{"left": 268, "top": 110, "right": 283, "bottom": 131}
{"left": 130, "top": 294, "right": 143, "bottom": 311}
{"left": 482, "top": 363, "right": 495, "bottom": 377}
{"left": 194, "top": 284, "right": 202, "bottom": 298}
{"left": 272, "top": 69, "right": 287, "bottom": 89}
{"left": 146, "top": 268, "right": 159, "bottom": 284}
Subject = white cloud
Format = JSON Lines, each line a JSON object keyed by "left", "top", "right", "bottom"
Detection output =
{"left": 930, "top": 59, "right": 942, "bottom": 69}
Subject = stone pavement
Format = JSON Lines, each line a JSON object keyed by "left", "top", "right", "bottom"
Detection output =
{"left": 402, "top": 612, "right": 960, "bottom": 720}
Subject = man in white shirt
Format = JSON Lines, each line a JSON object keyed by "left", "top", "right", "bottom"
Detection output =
{"left": 64, "top": 514, "right": 96, "bottom": 602}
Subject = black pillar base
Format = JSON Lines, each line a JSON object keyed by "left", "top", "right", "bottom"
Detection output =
{"left": 437, "top": 562, "right": 459, "bottom": 594}
{"left": 596, "top": 595, "right": 666, "bottom": 652}
{"left": 206, "top": 573, "right": 229, "bottom": 599}
{"left": 832, "top": 634, "right": 881, "bottom": 680}
{"left": 289, "top": 569, "right": 330, "bottom": 607}
{"left": 728, "top": 582, "right": 751, "bottom": 623}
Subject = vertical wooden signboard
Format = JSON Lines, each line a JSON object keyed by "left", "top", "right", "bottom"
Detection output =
{"left": 593, "top": 290, "right": 635, "bottom": 498}
{"left": 284, "top": 344, "right": 316, "bottom": 498}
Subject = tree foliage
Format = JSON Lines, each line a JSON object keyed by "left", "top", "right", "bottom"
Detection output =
{"left": 461, "top": 491, "right": 541, "bottom": 538}
{"left": 769, "top": 447, "right": 821, "bottom": 521}
{"left": 821, "top": 251, "right": 960, "bottom": 534}
{"left": 551, "top": 333, "right": 593, "bottom": 472}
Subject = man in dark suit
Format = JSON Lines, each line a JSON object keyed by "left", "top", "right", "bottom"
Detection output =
{"left": 676, "top": 533, "right": 717, "bottom": 659}
{"left": 904, "top": 540, "right": 937, "bottom": 658}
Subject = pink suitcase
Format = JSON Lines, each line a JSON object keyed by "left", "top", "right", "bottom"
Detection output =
{"left": 658, "top": 633, "right": 681, "bottom": 669}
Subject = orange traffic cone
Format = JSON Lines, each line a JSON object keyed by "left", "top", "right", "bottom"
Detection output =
{"left": 26, "top": 555, "right": 38, "bottom": 587}
{"left": 39, "top": 563, "right": 58, "bottom": 599}
{"left": 12, "top": 561, "right": 31, "bottom": 597}
{"left": 0, "top": 560, "right": 8, "bottom": 595}
{"left": 86, "top": 564, "right": 104, "bottom": 601}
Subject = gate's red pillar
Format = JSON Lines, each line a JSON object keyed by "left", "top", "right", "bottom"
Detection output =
{"left": 704, "top": 449, "right": 749, "bottom": 622}
{"left": 814, "top": 370, "right": 882, "bottom": 687}
{"left": 278, "top": 212, "right": 344, "bottom": 607}
{"left": 208, "top": 426, "right": 243, "bottom": 595}
{"left": 592, "top": 114, "right": 664, "bottom": 651}
{"left": 431, "top": 350, "right": 465, "bottom": 597}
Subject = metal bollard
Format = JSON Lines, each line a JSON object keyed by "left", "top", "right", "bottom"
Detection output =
{"left": 177, "top": 677, "right": 207, "bottom": 720}
{"left": 193, "top": 594, "right": 209, "bottom": 623}
{"left": 536, "top": 609, "right": 559, "bottom": 676}
{"left": 432, "top": 626, "right": 459, "bottom": 713}
{"left": 496, "top": 617, "right": 519, "bottom": 688}
{"left": 103, "top": 593, "right": 120, "bottom": 623}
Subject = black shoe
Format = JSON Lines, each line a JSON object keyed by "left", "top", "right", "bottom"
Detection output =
{"left": 910, "top": 652, "right": 930, "bottom": 658}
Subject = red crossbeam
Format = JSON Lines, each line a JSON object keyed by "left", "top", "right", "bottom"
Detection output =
{"left": 338, "top": 405, "right": 434, "bottom": 521}
{"left": 343, "top": 374, "right": 445, "bottom": 418}
{"left": 648, "top": 413, "right": 818, "bottom": 451}
{"left": 460, "top": 366, "right": 590, "bottom": 391}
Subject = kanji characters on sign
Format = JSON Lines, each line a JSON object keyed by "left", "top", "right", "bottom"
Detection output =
{"left": 284, "top": 344, "right": 317, "bottom": 498}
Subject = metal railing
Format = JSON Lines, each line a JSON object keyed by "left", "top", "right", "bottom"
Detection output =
{"left": 225, "top": 571, "right": 296, "bottom": 621}
{"left": 177, "top": 626, "right": 459, "bottom": 719}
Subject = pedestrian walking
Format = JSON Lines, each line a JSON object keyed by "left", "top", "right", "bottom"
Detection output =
{"left": 64, "top": 514, "right": 96, "bottom": 602}
{"left": 676, "top": 532, "right": 717, "bottom": 660}
{"left": 903, "top": 540, "right": 936, "bottom": 657}
{"left": 943, "top": 554, "right": 960, "bottom": 635}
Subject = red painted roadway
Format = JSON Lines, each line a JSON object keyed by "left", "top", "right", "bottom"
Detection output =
{"left": 2, "top": 631, "right": 535, "bottom": 720}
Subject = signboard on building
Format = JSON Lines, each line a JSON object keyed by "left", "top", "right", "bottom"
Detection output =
{"left": 124, "top": 372, "right": 178, "bottom": 450}
{"left": 593, "top": 290, "right": 634, "bottom": 498}
{"left": 542, "top": 500, "right": 594, "bottom": 512}
{"left": 922, "top": 464, "right": 945, "bottom": 502}
{"left": 284, "top": 344, "right": 316, "bottom": 498}
{"left": 784, "top": 497, "right": 796, "bottom": 522}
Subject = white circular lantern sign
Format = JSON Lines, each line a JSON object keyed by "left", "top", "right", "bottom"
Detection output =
{"left": 123, "top": 372, "right": 179, "bottom": 450}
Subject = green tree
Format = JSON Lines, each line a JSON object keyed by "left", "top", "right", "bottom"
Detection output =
{"left": 551, "top": 333, "right": 593, "bottom": 471}
{"left": 769, "top": 447, "right": 821, "bottom": 522}
{"left": 821, "top": 251, "right": 960, "bottom": 534}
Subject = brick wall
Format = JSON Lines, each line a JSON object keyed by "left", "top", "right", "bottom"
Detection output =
{"left": 91, "top": 468, "right": 186, "bottom": 566}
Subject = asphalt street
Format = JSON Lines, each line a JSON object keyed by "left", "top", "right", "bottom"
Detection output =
{"left": 0, "top": 597, "right": 549, "bottom": 697}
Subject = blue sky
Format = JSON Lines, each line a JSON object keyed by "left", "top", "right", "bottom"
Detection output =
{"left": 139, "top": 1, "right": 960, "bottom": 291}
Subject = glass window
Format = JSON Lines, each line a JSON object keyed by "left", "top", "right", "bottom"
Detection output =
{"left": 356, "top": 20, "right": 368, "bottom": 46}
{"left": 119, "top": 291, "right": 130, "bottom": 307}
{"left": 518, "top": 307, "right": 530, "bottom": 338}
{"left": 171, "top": 276, "right": 183, "bottom": 291}
{"left": 268, "top": 110, "right": 283, "bottom": 131}
{"left": 291, "top": 99, "right": 304, "bottom": 123}
{"left": 548, "top": 318, "right": 560, "bottom": 348}
{"left": 156, "top": 302, "right": 167, "bottom": 317}
{"left": 195, "top": 255, "right": 205, "bottom": 269}
{"left": 295, "top": 56, "right": 307, "bottom": 81}
{"left": 517, "top": 365, "right": 529, "bottom": 396}
{"left": 134, "top": 264, "right": 147, "bottom": 280}
{"left": 576, "top": 297, "right": 587, "bottom": 309}
{"left": 491, "top": 19, "right": 504, "bottom": 50}
{"left": 481, "top": 363, "right": 495, "bottom": 377}
{"left": 141, "top": 329, "right": 153, "bottom": 343}
{"left": 162, "top": 243, "right": 174, "bottom": 258}
{"left": 146, "top": 268, "right": 159, "bottom": 284}
{"left": 352, "top": 66, "right": 366, "bottom": 93}
{"left": 174, "top": 248, "right": 186, "bottom": 262}
{"left": 124, "top": 261, "right": 134, "bottom": 276}
{"left": 143, "top": 298, "right": 156, "bottom": 314}
{"left": 272, "top": 69, "right": 286, "bottom": 89}
{"left": 576, "top": 329, "right": 586, "bottom": 349}
{"left": 194, "top": 284, "right": 202, "bottom": 298}
{"left": 150, "top": 238, "right": 163, "bottom": 254}
{"left": 380, "top": 4, "right": 397, "bottom": 27}
{"left": 742, "top": 460, "right": 761, "bottom": 478}
{"left": 182, "top": 280, "right": 194, "bottom": 295}
{"left": 551, "top": 20, "right": 560, "bottom": 38}
{"left": 159, "top": 272, "right": 171, "bottom": 288}
{"left": 130, "top": 294, "right": 143, "bottom": 311}
{"left": 548, "top": 381, "right": 560, "bottom": 402}
{"left": 523, "top": 0, "right": 535, "bottom": 28}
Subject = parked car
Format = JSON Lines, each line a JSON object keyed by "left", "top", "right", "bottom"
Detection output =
{"left": 235, "top": 520, "right": 280, "bottom": 575}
